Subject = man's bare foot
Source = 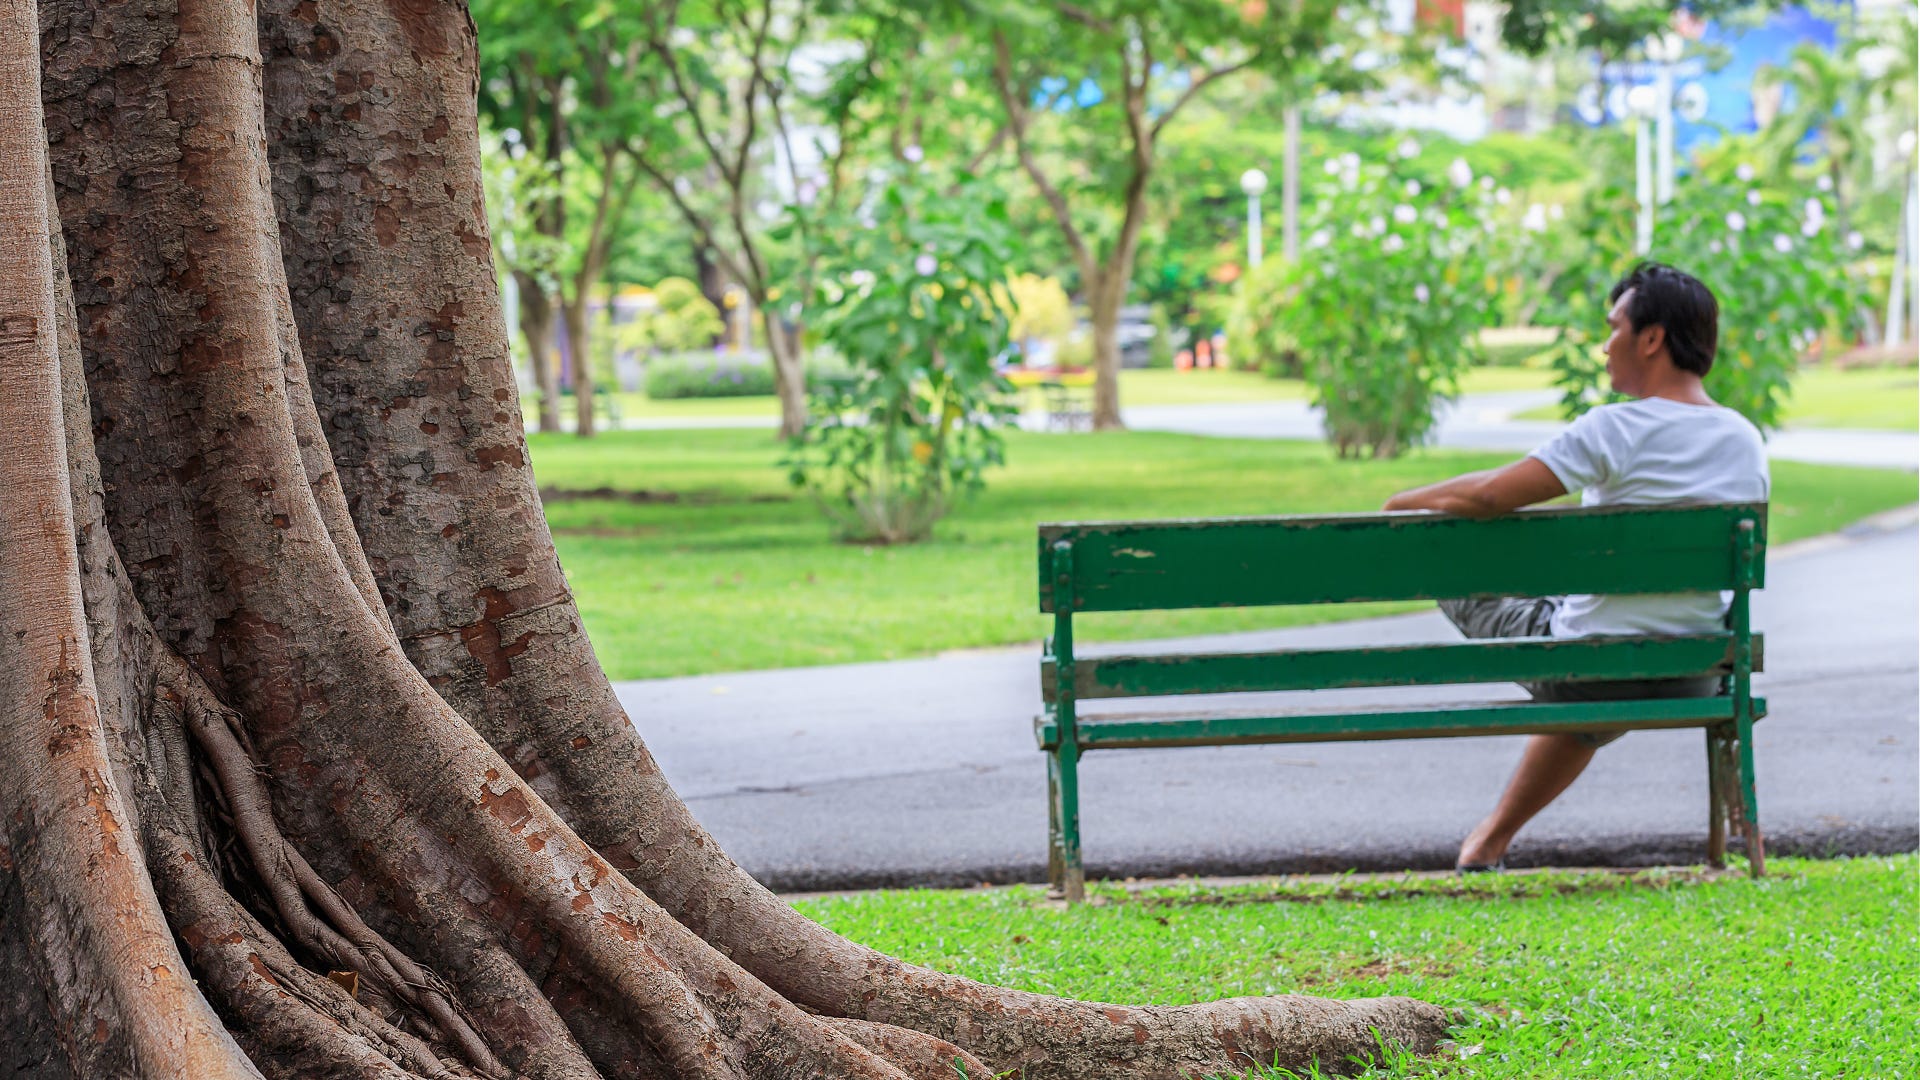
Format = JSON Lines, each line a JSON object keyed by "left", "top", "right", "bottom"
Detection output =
{"left": 1455, "top": 819, "right": 1510, "bottom": 869}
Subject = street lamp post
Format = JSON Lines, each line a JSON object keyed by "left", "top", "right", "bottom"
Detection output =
{"left": 1626, "top": 83, "right": 1660, "bottom": 255}
{"left": 1240, "top": 167, "right": 1268, "bottom": 271}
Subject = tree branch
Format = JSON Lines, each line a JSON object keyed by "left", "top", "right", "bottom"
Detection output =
{"left": 1152, "top": 55, "right": 1262, "bottom": 140}
{"left": 990, "top": 29, "right": 1092, "bottom": 276}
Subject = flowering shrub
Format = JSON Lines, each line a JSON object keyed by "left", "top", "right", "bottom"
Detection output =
{"left": 1538, "top": 161, "right": 1865, "bottom": 432}
{"left": 783, "top": 179, "right": 1021, "bottom": 543}
{"left": 1263, "top": 143, "right": 1502, "bottom": 458}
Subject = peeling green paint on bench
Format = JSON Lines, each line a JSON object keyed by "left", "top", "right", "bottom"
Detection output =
{"left": 1041, "top": 633, "right": 1765, "bottom": 703}
{"left": 1036, "top": 504, "right": 1769, "bottom": 903}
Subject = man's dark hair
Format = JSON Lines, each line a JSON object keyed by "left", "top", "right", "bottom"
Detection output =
{"left": 1608, "top": 263, "right": 1719, "bottom": 376}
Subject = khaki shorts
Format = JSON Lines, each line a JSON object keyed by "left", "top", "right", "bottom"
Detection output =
{"left": 1438, "top": 597, "right": 1722, "bottom": 748}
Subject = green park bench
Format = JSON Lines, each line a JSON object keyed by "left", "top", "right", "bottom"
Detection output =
{"left": 1035, "top": 503, "right": 1768, "bottom": 902}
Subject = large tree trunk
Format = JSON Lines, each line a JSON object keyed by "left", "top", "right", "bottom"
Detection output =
{"left": 516, "top": 271, "right": 563, "bottom": 433}
{"left": 2, "top": 0, "right": 1450, "bottom": 1076}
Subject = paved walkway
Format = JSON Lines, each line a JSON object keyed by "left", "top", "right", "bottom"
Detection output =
{"left": 1119, "top": 390, "right": 1920, "bottom": 471}
{"left": 600, "top": 390, "right": 1920, "bottom": 471}
{"left": 615, "top": 509, "right": 1920, "bottom": 891}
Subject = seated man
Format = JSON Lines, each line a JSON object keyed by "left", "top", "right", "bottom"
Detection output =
{"left": 1382, "top": 263, "right": 1768, "bottom": 871}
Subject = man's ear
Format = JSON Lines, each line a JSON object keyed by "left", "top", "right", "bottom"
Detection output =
{"left": 1638, "top": 321, "right": 1667, "bottom": 358}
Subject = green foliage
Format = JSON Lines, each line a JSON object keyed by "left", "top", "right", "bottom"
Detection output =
{"left": 1538, "top": 158, "right": 1866, "bottom": 433}
{"left": 1274, "top": 146, "right": 1500, "bottom": 458}
{"left": 783, "top": 179, "right": 1023, "bottom": 544}
{"left": 1003, "top": 273, "right": 1074, "bottom": 353}
{"left": 622, "top": 278, "right": 724, "bottom": 355}
{"left": 644, "top": 354, "right": 777, "bottom": 400}
{"left": 1228, "top": 256, "right": 1309, "bottom": 379}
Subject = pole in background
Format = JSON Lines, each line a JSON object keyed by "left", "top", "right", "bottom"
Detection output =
{"left": 1241, "top": 167, "right": 1268, "bottom": 271}
{"left": 1627, "top": 83, "right": 1658, "bottom": 255}
{"left": 1282, "top": 105, "right": 1301, "bottom": 260}
{"left": 1648, "top": 32, "right": 1682, "bottom": 205}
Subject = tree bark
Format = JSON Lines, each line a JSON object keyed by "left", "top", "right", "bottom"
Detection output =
{"left": 766, "top": 314, "right": 808, "bottom": 439}
{"left": 517, "top": 271, "right": 563, "bottom": 433}
{"left": 563, "top": 294, "right": 596, "bottom": 438}
{"left": 3, "top": 0, "right": 1452, "bottom": 1075}
{"left": 1088, "top": 267, "right": 1129, "bottom": 430}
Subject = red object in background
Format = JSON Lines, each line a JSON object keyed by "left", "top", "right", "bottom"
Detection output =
{"left": 1175, "top": 349, "right": 1193, "bottom": 372}
{"left": 1418, "top": 0, "right": 1465, "bottom": 35}
{"left": 1195, "top": 340, "right": 1213, "bottom": 369}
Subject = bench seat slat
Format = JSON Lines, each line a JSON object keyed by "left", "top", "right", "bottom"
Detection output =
{"left": 1040, "top": 633, "right": 1764, "bottom": 703}
{"left": 1035, "top": 696, "right": 1768, "bottom": 751}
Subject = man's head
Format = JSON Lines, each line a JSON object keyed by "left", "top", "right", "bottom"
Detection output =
{"left": 1603, "top": 263, "right": 1719, "bottom": 396}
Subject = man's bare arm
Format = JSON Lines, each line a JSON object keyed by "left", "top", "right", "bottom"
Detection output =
{"left": 1382, "top": 457, "right": 1567, "bottom": 518}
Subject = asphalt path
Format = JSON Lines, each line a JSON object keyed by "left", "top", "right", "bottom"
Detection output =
{"left": 1117, "top": 391, "right": 1920, "bottom": 471}
{"left": 614, "top": 511, "right": 1920, "bottom": 891}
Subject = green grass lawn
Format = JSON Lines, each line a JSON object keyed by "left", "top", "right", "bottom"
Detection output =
{"left": 529, "top": 428, "right": 1918, "bottom": 680}
{"left": 794, "top": 856, "right": 1918, "bottom": 1079}
{"left": 1782, "top": 366, "right": 1920, "bottom": 430}
{"left": 1515, "top": 366, "right": 1920, "bottom": 431}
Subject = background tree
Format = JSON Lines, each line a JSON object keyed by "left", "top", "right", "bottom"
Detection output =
{"left": 482, "top": 126, "right": 567, "bottom": 431}
{"left": 3, "top": 0, "right": 1446, "bottom": 1075}
{"left": 966, "top": 0, "right": 1344, "bottom": 430}
{"left": 621, "top": 0, "right": 859, "bottom": 439}
{"left": 474, "top": 0, "right": 652, "bottom": 437}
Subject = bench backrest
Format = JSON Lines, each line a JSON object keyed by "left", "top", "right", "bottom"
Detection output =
{"left": 1037, "top": 504, "right": 1767, "bottom": 614}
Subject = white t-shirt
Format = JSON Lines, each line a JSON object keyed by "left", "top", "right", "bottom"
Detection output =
{"left": 1528, "top": 397, "right": 1769, "bottom": 638}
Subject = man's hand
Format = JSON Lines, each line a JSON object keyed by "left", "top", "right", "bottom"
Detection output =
{"left": 1383, "top": 457, "right": 1567, "bottom": 518}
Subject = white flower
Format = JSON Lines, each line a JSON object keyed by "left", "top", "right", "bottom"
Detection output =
{"left": 1708, "top": 239, "right": 1724, "bottom": 254}
{"left": 849, "top": 269, "right": 876, "bottom": 286}
{"left": 1370, "top": 215, "right": 1387, "bottom": 236}
{"left": 1725, "top": 210, "right": 1746, "bottom": 232}
{"left": 1815, "top": 175, "right": 1833, "bottom": 192}
{"left": 1393, "top": 204, "right": 1418, "bottom": 225}
{"left": 1413, "top": 283, "right": 1430, "bottom": 303}
{"left": 1404, "top": 179, "right": 1422, "bottom": 197}
{"left": 1772, "top": 234, "right": 1792, "bottom": 253}
{"left": 1548, "top": 203, "right": 1565, "bottom": 220}
{"left": 1847, "top": 230, "right": 1865, "bottom": 250}
{"left": 915, "top": 253, "right": 938, "bottom": 275}
{"left": 1308, "top": 228, "right": 1332, "bottom": 250}
{"left": 1447, "top": 158, "right": 1473, "bottom": 188}
{"left": 1382, "top": 234, "right": 1406, "bottom": 253}
{"left": 1479, "top": 176, "right": 1496, "bottom": 191}
{"left": 1801, "top": 219, "right": 1821, "bottom": 237}
{"left": 1746, "top": 189, "right": 1762, "bottom": 206}
{"left": 1521, "top": 203, "right": 1548, "bottom": 232}
{"left": 903, "top": 144, "right": 924, "bottom": 163}
{"left": 1494, "top": 187, "right": 1511, "bottom": 205}
{"left": 1735, "top": 163, "right": 1755, "bottom": 182}
{"left": 1324, "top": 159, "right": 1342, "bottom": 176}
{"left": 1340, "top": 152, "right": 1362, "bottom": 171}
{"left": 1396, "top": 138, "right": 1421, "bottom": 159}
{"left": 1803, "top": 197, "right": 1824, "bottom": 221}
{"left": 1427, "top": 208, "right": 1448, "bottom": 227}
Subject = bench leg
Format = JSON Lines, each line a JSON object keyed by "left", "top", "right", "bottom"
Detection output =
{"left": 1705, "top": 726, "right": 1730, "bottom": 869}
{"left": 1735, "top": 714, "right": 1765, "bottom": 878}
{"left": 1046, "top": 742, "right": 1085, "bottom": 903}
